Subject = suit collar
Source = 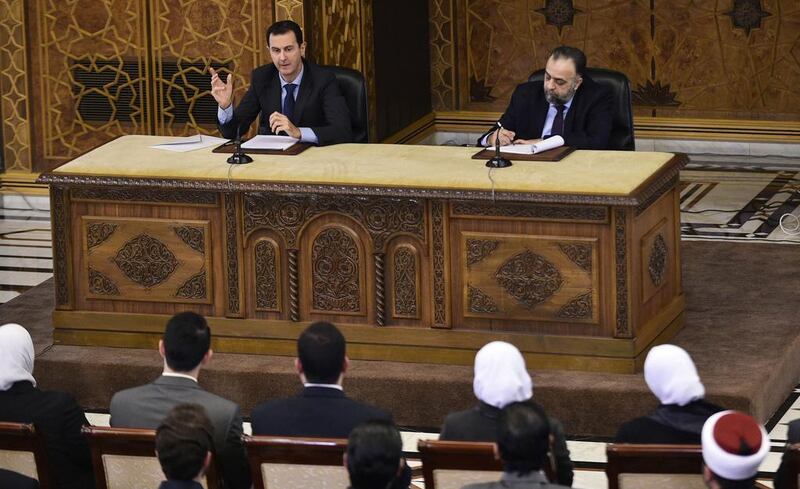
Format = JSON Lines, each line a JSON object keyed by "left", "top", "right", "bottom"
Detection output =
{"left": 477, "top": 401, "right": 502, "bottom": 419}
{"left": 292, "top": 60, "right": 314, "bottom": 123}
{"left": 153, "top": 375, "right": 202, "bottom": 389}
{"left": 2, "top": 380, "right": 35, "bottom": 394}
{"left": 301, "top": 385, "right": 346, "bottom": 398}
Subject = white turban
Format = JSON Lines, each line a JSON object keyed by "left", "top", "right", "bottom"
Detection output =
{"left": 473, "top": 341, "right": 532, "bottom": 409}
{"left": 0, "top": 323, "right": 37, "bottom": 391}
{"left": 702, "top": 410, "right": 769, "bottom": 480}
{"left": 644, "top": 344, "right": 705, "bottom": 406}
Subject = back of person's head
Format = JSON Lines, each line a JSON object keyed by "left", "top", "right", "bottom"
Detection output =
{"left": 0, "top": 323, "right": 36, "bottom": 391}
{"left": 548, "top": 46, "right": 587, "bottom": 76}
{"left": 163, "top": 312, "right": 211, "bottom": 372}
{"left": 346, "top": 420, "right": 403, "bottom": 489}
{"left": 297, "top": 321, "right": 346, "bottom": 383}
{"left": 156, "top": 403, "right": 214, "bottom": 481}
{"left": 701, "top": 410, "right": 769, "bottom": 489}
{"left": 497, "top": 401, "right": 550, "bottom": 476}
{"left": 473, "top": 341, "right": 532, "bottom": 409}
{"left": 644, "top": 344, "right": 705, "bottom": 406}
{"left": 267, "top": 19, "right": 304, "bottom": 45}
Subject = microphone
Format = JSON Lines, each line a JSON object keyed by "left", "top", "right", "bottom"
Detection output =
{"left": 227, "top": 121, "right": 253, "bottom": 165}
{"left": 485, "top": 121, "right": 512, "bottom": 168}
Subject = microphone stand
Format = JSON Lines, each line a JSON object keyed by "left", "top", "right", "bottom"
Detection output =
{"left": 485, "top": 123, "right": 512, "bottom": 168}
{"left": 227, "top": 123, "right": 253, "bottom": 165}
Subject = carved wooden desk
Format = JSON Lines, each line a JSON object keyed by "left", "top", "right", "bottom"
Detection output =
{"left": 40, "top": 136, "right": 687, "bottom": 373}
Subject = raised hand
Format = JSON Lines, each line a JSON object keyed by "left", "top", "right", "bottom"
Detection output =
{"left": 209, "top": 67, "right": 233, "bottom": 109}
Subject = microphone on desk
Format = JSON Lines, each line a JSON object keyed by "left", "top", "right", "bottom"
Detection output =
{"left": 485, "top": 121, "right": 512, "bottom": 168}
{"left": 227, "top": 122, "right": 253, "bottom": 165}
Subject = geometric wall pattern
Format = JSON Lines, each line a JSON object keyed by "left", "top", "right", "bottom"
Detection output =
{"left": 0, "top": 0, "right": 32, "bottom": 172}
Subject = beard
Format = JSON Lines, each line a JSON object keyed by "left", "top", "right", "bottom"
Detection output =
{"left": 544, "top": 82, "right": 578, "bottom": 105}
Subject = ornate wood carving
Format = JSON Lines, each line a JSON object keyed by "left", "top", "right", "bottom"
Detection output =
{"left": 0, "top": 0, "right": 32, "bottom": 171}
{"left": 636, "top": 174, "right": 679, "bottom": 216}
{"left": 255, "top": 241, "right": 279, "bottom": 311}
{"left": 535, "top": 0, "right": 582, "bottom": 35}
{"left": 466, "top": 239, "right": 499, "bottom": 267}
{"left": 87, "top": 222, "right": 118, "bottom": 250}
{"left": 224, "top": 194, "right": 240, "bottom": 314}
{"left": 495, "top": 250, "right": 563, "bottom": 310}
{"left": 648, "top": 234, "right": 668, "bottom": 287}
{"left": 242, "top": 194, "right": 425, "bottom": 250}
{"left": 288, "top": 249, "right": 299, "bottom": 321}
{"left": 393, "top": 247, "right": 418, "bottom": 318}
{"left": 558, "top": 243, "right": 592, "bottom": 274}
{"left": 311, "top": 228, "right": 361, "bottom": 313}
{"left": 467, "top": 284, "right": 499, "bottom": 314}
{"left": 51, "top": 186, "right": 71, "bottom": 306}
{"left": 615, "top": 209, "right": 631, "bottom": 337}
{"left": 275, "top": 0, "right": 305, "bottom": 25}
{"left": 375, "top": 253, "right": 385, "bottom": 326}
{"left": 174, "top": 271, "right": 207, "bottom": 300}
{"left": 451, "top": 201, "right": 608, "bottom": 222}
{"left": 71, "top": 187, "right": 218, "bottom": 205}
{"left": 428, "top": 0, "right": 456, "bottom": 110}
{"left": 556, "top": 290, "right": 593, "bottom": 319}
{"left": 431, "top": 200, "right": 447, "bottom": 326}
{"left": 88, "top": 267, "right": 120, "bottom": 296}
{"left": 112, "top": 234, "right": 179, "bottom": 288}
{"left": 173, "top": 226, "right": 205, "bottom": 255}
{"left": 725, "top": 0, "right": 771, "bottom": 35}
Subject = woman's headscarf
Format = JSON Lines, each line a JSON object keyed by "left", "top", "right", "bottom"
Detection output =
{"left": 0, "top": 323, "right": 36, "bottom": 391}
{"left": 473, "top": 341, "right": 533, "bottom": 409}
{"left": 644, "top": 344, "right": 704, "bottom": 406}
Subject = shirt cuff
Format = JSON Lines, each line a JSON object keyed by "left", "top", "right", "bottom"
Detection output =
{"left": 299, "top": 127, "right": 319, "bottom": 144}
{"left": 480, "top": 134, "right": 491, "bottom": 147}
{"left": 217, "top": 105, "right": 233, "bottom": 124}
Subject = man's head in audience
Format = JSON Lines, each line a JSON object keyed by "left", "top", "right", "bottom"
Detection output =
{"left": 346, "top": 420, "right": 404, "bottom": 489}
{"left": 156, "top": 403, "right": 215, "bottom": 483}
{"left": 497, "top": 401, "right": 551, "bottom": 476}
{"left": 160, "top": 311, "right": 212, "bottom": 378}
{"left": 701, "top": 410, "right": 769, "bottom": 489}
{"left": 295, "top": 321, "right": 348, "bottom": 385}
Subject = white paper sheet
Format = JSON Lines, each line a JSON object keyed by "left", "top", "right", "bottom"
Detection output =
{"left": 240, "top": 135, "right": 299, "bottom": 150}
{"left": 492, "top": 135, "right": 565, "bottom": 154}
{"left": 150, "top": 135, "right": 228, "bottom": 152}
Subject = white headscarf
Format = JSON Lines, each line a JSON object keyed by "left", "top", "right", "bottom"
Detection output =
{"left": 644, "top": 344, "right": 704, "bottom": 406}
{"left": 0, "top": 323, "right": 37, "bottom": 391}
{"left": 473, "top": 341, "right": 533, "bottom": 409}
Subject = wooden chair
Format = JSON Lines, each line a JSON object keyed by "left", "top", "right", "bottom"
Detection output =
{"left": 82, "top": 426, "right": 220, "bottom": 489}
{"left": 417, "top": 440, "right": 504, "bottom": 489}
{"left": 0, "top": 421, "right": 51, "bottom": 488}
{"left": 244, "top": 435, "right": 349, "bottom": 489}
{"left": 606, "top": 443, "right": 705, "bottom": 489}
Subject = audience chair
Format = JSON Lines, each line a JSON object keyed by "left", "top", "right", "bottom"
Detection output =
{"left": 324, "top": 65, "right": 369, "bottom": 143}
{"left": 605, "top": 443, "right": 706, "bottom": 489}
{"left": 417, "top": 440, "right": 504, "bottom": 489}
{"left": 528, "top": 67, "right": 635, "bottom": 151}
{"left": 0, "top": 421, "right": 51, "bottom": 488}
{"left": 244, "top": 435, "right": 349, "bottom": 489}
{"left": 82, "top": 426, "right": 220, "bottom": 489}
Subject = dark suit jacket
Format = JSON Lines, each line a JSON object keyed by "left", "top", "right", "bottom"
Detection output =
{"left": 440, "top": 402, "right": 574, "bottom": 487}
{"left": 0, "top": 381, "right": 93, "bottom": 489}
{"left": 463, "top": 471, "right": 570, "bottom": 489}
{"left": 251, "top": 386, "right": 392, "bottom": 438}
{"left": 614, "top": 400, "right": 724, "bottom": 444}
{"left": 157, "top": 481, "right": 203, "bottom": 489}
{"left": 0, "top": 469, "right": 40, "bottom": 489}
{"left": 479, "top": 75, "right": 613, "bottom": 150}
{"left": 774, "top": 418, "right": 800, "bottom": 489}
{"left": 109, "top": 375, "right": 250, "bottom": 489}
{"left": 219, "top": 60, "right": 352, "bottom": 145}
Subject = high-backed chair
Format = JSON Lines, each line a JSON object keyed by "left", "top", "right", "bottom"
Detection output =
{"left": 605, "top": 443, "right": 705, "bottom": 489}
{"left": 0, "top": 421, "right": 51, "bottom": 488}
{"left": 324, "top": 65, "right": 369, "bottom": 143}
{"left": 82, "top": 426, "right": 220, "bottom": 489}
{"left": 417, "top": 440, "right": 503, "bottom": 489}
{"left": 528, "top": 67, "right": 635, "bottom": 151}
{"left": 244, "top": 435, "right": 349, "bottom": 489}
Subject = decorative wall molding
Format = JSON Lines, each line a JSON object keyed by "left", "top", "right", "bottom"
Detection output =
{"left": 0, "top": 0, "right": 32, "bottom": 172}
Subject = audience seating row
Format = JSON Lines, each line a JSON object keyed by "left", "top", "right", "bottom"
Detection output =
{"left": 1, "top": 421, "right": 796, "bottom": 489}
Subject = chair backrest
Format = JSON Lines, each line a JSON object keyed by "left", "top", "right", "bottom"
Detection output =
{"left": 82, "top": 426, "right": 220, "bottom": 489}
{"left": 606, "top": 443, "right": 705, "bottom": 489}
{"left": 244, "top": 435, "right": 349, "bottom": 489}
{"left": 0, "top": 421, "right": 51, "bottom": 488}
{"left": 418, "top": 440, "right": 504, "bottom": 489}
{"left": 323, "top": 65, "right": 369, "bottom": 143}
{"left": 528, "top": 67, "right": 635, "bottom": 151}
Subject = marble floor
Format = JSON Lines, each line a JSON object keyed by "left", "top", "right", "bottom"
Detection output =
{"left": 4, "top": 162, "right": 800, "bottom": 488}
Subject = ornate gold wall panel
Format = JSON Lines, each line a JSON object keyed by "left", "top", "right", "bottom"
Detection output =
{"left": 429, "top": 0, "right": 457, "bottom": 110}
{"left": 438, "top": 0, "right": 800, "bottom": 121}
{"left": 0, "top": 0, "right": 32, "bottom": 172}
{"left": 274, "top": 0, "right": 305, "bottom": 25}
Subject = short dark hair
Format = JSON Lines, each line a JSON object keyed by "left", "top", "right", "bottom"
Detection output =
{"left": 347, "top": 420, "right": 402, "bottom": 489}
{"left": 156, "top": 404, "right": 214, "bottom": 481}
{"left": 497, "top": 402, "right": 551, "bottom": 475}
{"left": 297, "top": 321, "right": 346, "bottom": 383}
{"left": 163, "top": 312, "right": 211, "bottom": 372}
{"left": 711, "top": 474, "right": 758, "bottom": 489}
{"left": 267, "top": 20, "right": 303, "bottom": 46}
{"left": 548, "top": 46, "right": 587, "bottom": 76}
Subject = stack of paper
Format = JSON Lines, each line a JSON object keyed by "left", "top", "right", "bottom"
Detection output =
{"left": 150, "top": 135, "right": 228, "bottom": 152}
{"left": 493, "top": 135, "right": 565, "bottom": 154}
{"left": 241, "top": 135, "right": 299, "bottom": 150}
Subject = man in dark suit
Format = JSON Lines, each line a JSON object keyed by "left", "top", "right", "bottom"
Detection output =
{"left": 346, "top": 420, "right": 405, "bottom": 489}
{"left": 109, "top": 312, "right": 250, "bottom": 489}
{"left": 0, "top": 469, "right": 39, "bottom": 489}
{"left": 479, "top": 46, "right": 613, "bottom": 150}
{"left": 155, "top": 404, "right": 215, "bottom": 489}
{"left": 210, "top": 20, "right": 352, "bottom": 145}
{"left": 774, "top": 419, "right": 800, "bottom": 489}
{"left": 251, "top": 321, "right": 392, "bottom": 437}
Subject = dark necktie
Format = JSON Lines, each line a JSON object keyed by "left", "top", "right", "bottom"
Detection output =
{"left": 551, "top": 104, "right": 565, "bottom": 137}
{"left": 283, "top": 83, "right": 296, "bottom": 121}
